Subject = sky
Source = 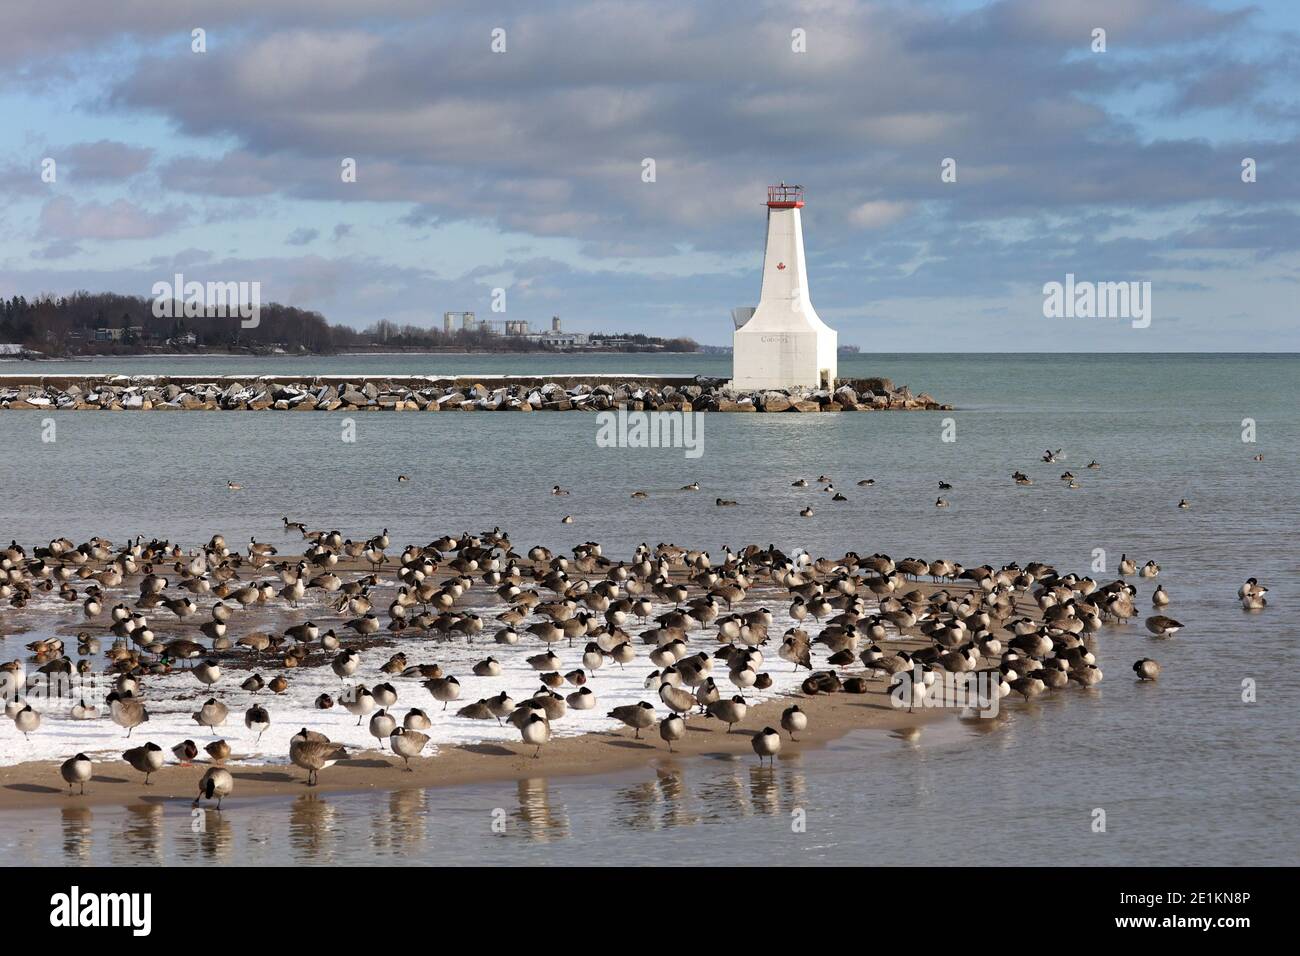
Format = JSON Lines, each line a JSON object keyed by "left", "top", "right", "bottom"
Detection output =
{"left": 0, "top": 0, "right": 1297, "bottom": 350}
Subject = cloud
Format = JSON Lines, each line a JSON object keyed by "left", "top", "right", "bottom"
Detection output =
{"left": 63, "top": 140, "right": 153, "bottom": 182}
{"left": 286, "top": 226, "right": 319, "bottom": 245}
{"left": 38, "top": 196, "right": 182, "bottom": 240}
{"left": 848, "top": 200, "right": 912, "bottom": 229}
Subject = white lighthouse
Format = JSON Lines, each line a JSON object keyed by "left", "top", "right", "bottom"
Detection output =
{"left": 731, "top": 184, "right": 837, "bottom": 391}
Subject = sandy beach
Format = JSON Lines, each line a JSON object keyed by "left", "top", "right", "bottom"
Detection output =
{"left": 0, "top": 672, "right": 942, "bottom": 811}
{"left": 1, "top": 541, "right": 1005, "bottom": 813}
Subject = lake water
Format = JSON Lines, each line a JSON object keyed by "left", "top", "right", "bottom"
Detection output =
{"left": 0, "top": 353, "right": 1296, "bottom": 864}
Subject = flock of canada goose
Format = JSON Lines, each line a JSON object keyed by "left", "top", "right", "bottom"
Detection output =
{"left": 0, "top": 461, "right": 1271, "bottom": 812}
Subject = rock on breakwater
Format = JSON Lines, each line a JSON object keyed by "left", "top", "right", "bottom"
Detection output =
{"left": 0, "top": 374, "right": 951, "bottom": 412}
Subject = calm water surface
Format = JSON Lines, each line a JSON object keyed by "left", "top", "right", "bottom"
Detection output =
{"left": 0, "top": 353, "right": 1296, "bottom": 865}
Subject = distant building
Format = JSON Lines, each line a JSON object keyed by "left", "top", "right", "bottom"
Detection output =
{"left": 94, "top": 328, "right": 125, "bottom": 342}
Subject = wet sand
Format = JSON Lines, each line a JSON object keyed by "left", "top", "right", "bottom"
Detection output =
{"left": 0, "top": 547, "right": 1028, "bottom": 813}
{"left": 0, "top": 674, "right": 941, "bottom": 811}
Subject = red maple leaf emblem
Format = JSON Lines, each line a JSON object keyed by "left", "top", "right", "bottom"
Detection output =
{"left": 776, "top": 262, "right": 786, "bottom": 270}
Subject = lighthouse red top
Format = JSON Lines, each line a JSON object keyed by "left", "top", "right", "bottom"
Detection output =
{"left": 767, "top": 183, "right": 804, "bottom": 208}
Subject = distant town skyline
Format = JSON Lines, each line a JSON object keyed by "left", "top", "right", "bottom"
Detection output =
{"left": 1, "top": 0, "right": 1297, "bottom": 350}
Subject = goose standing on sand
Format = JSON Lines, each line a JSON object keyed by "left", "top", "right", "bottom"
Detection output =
{"left": 706, "top": 695, "right": 747, "bottom": 733}
{"left": 193, "top": 766, "right": 233, "bottom": 810}
{"left": 124, "top": 743, "right": 165, "bottom": 785}
{"left": 389, "top": 727, "right": 429, "bottom": 770}
{"left": 751, "top": 727, "right": 781, "bottom": 767}
{"left": 290, "top": 735, "right": 349, "bottom": 787}
{"left": 659, "top": 714, "right": 685, "bottom": 751}
{"left": 781, "top": 705, "right": 807, "bottom": 741}
{"left": 1133, "top": 659, "right": 1160, "bottom": 681}
{"left": 608, "top": 702, "right": 656, "bottom": 738}
{"left": 61, "top": 754, "right": 92, "bottom": 795}
{"left": 520, "top": 713, "right": 550, "bottom": 758}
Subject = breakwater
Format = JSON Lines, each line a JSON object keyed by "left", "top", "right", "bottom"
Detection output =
{"left": 0, "top": 374, "right": 950, "bottom": 412}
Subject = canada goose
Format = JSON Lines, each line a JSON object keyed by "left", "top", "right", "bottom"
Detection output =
{"left": 424, "top": 676, "right": 461, "bottom": 710}
{"left": 631, "top": 491, "right": 648, "bottom": 499}
{"left": 172, "top": 739, "right": 199, "bottom": 765}
{"left": 193, "top": 660, "right": 221, "bottom": 687}
{"left": 241, "top": 674, "right": 265, "bottom": 693}
{"left": 283, "top": 517, "right": 307, "bottom": 533}
{"left": 331, "top": 649, "right": 360, "bottom": 680}
{"left": 123, "top": 742, "right": 164, "bottom": 784}
{"left": 108, "top": 692, "right": 149, "bottom": 737}
{"left": 70, "top": 699, "right": 99, "bottom": 721}
{"left": 751, "top": 727, "right": 781, "bottom": 766}
{"left": 290, "top": 736, "right": 348, "bottom": 786}
{"left": 13, "top": 703, "right": 39, "bottom": 738}
{"left": 341, "top": 685, "right": 376, "bottom": 723}
{"left": 566, "top": 686, "right": 596, "bottom": 710}
{"left": 1151, "top": 584, "right": 1170, "bottom": 606}
{"left": 681, "top": 481, "right": 700, "bottom": 491}
{"left": 194, "top": 767, "right": 234, "bottom": 811}
{"left": 245, "top": 704, "right": 270, "bottom": 743}
{"left": 397, "top": 475, "right": 410, "bottom": 482}
{"left": 205, "top": 739, "right": 231, "bottom": 764}
{"left": 1140, "top": 560, "right": 1160, "bottom": 578}
{"left": 1145, "top": 615, "right": 1182, "bottom": 637}
{"left": 520, "top": 713, "right": 551, "bottom": 758}
{"left": 561, "top": 515, "right": 574, "bottom": 524}
{"left": 781, "top": 704, "right": 807, "bottom": 741}
{"left": 60, "top": 753, "right": 92, "bottom": 795}
{"left": 659, "top": 713, "right": 686, "bottom": 750}
{"left": 403, "top": 708, "right": 431, "bottom": 730}
{"left": 473, "top": 657, "right": 501, "bottom": 677}
{"left": 1133, "top": 658, "right": 1160, "bottom": 681}
{"left": 705, "top": 695, "right": 747, "bottom": 732}
{"left": 1012, "top": 471, "right": 1032, "bottom": 485}
{"left": 1177, "top": 499, "right": 1190, "bottom": 509}
{"left": 608, "top": 701, "right": 656, "bottom": 738}
{"left": 372, "top": 682, "right": 398, "bottom": 708}
{"left": 1118, "top": 554, "right": 1137, "bottom": 575}
{"left": 935, "top": 497, "right": 949, "bottom": 508}
{"left": 715, "top": 498, "right": 738, "bottom": 507}
{"left": 799, "top": 506, "right": 814, "bottom": 517}
{"left": 193, "top": 698, "right": 228, "bottom": 733}
{"left": 369, "top": 709, "right": 397, "bottom": 749}
{"left": 389, "top": 727, "right": 429, "bottom": 770}
{"left": 551, "top": 485, "right": 570, "bottom": 495}
{"left": 658, "top": 682, "right": 696, "bottom": 715}
{"left": 227, "top": 481, "right": 241, "bottom": 490}
{"left": 1239, "top": 578, "right": 1268, "bottom": 609}
{"left": 938, "top": 480, "right": 952, "bottom": 490}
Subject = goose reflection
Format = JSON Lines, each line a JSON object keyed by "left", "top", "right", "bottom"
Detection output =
{"left": 655, "top": 769, "right": 699, "bottom": 829}
{"left": 194, "top": 807, "right": 234, "bottom": 863}
{"left": 370, "top": 788, "right": 427, "bottom": 856}
{"left": 511, "top": 777, "right": 569, "bottom": 842}
{"left": 289, "top": 793, "right": 337, "bottom": 862}
{"left": 60, "top": 805, "right": 93, "bottom": 864}
{"left": 117, "top": 802, "right": 164, "bottom": 865}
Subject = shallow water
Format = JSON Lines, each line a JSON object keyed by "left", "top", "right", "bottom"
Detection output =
{"left": 0, "top": 353, "right": 1296, "bottom": 865}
